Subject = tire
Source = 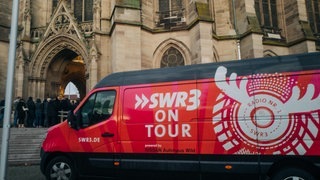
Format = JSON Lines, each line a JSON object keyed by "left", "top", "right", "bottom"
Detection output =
{"left": 271, "top": 167, "right": 315, "bottom": 180}
{"left": 45, "top": 156, "right": 76, "bottom": 180}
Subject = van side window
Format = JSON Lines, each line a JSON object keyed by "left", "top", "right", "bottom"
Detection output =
{"left": 79, "top": 90, "right": 116, "bottom": 128}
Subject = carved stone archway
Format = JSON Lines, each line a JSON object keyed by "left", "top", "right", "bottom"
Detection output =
{"left": 28, "top": 34, "right": 89, "bottom": 100}
{"left": 46, "top": 49, "right": 86, "bottom": 100}
{"left": 24, "top": 0, "right": 94, "bottom": 100}
{"left": 59, "top": 55, "right": 86, "bottom": 100}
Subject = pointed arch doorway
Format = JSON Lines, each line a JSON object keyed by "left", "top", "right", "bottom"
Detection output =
{"left": 45, "top": 49, "right": 86, "bottom": 100}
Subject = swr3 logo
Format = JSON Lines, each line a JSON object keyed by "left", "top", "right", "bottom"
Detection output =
{"left": 212, "top": 66, "right": 320, "bottom": 155}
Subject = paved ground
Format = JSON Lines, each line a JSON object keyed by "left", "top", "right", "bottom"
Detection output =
{"left": 7, "top": 165, "right": 45, "bottom": 180}
{"left": 5, "top": 165, "right": 259, "bottom": 180}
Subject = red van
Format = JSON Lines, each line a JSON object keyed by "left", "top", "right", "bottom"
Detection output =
{"left": 40, "top": 52, "right": 320, "bottom": 180}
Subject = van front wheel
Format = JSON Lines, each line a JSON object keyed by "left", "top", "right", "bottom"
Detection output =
{"left": 45, "top": 156, "right": 76, "bottom": 180}
{"left": 271, "top": 167, "right": 315, "bottom": 180}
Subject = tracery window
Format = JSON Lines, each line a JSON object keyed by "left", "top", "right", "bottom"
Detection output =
{"left": 157, "top": 0, "right": 185, "bottom": 29}
{"left": 159, "top": 0, "right": 183, "bottom": 13}
{"left": 254, "top": 0, "right": 279, "bottom": 34}
{"left": 52, "top": 0, "right": 93, "bottom": 22}
{"left": 160, "top": 47, "right": 185, "bottom": 68}
{"left": 53, "top": 0, "right": 58, "bottom": 10}
{"left": 74, "top": 0, "right": 93, "bottom": 22}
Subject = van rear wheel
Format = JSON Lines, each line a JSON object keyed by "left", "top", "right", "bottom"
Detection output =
{"left": 271, "top": 167, "right": 315, "bottom": 180}
{"left": 45, "top": 156, "right": 76, "bottom": 180}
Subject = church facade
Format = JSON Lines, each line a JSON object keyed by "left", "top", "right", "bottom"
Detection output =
{"left": 0, "top": 0, "right": 319, "bottom": 100}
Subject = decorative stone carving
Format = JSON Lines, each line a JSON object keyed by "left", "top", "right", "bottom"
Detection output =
{"left": 53, "top": 13, "right": 71, "bottom": 33}
{"left": 93, "top": 0, "right": 101, "bottom": 31}
{"left": 42, "top": 1, "right": 84, "bottom": 41}
{"left": 30, "top": 0, "right": 90, "bottom": 81}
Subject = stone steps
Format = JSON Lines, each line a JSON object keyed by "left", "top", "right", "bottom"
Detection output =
{"left": 0, "top": 128, "right": 47, "bottom": 165}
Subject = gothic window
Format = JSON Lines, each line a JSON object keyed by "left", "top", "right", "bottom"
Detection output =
{"left": 74, "top": 0, "right": 93, "bottom": 22}
{"left": 52, "top": 0, "right": 93, "bottom": 22}
{"left": 159, "top": 0, "right": 183, "bottom": 13}
{"left": 160, "top": 47, "right": 185, "bottom": 68}
{"left": 254, "top": 0, "right": 279, "bottom": 33}
{"left": 306, "top": 0, "right": 320, "bottom": 36}
{"left": 157, "top": 0, "right": 185, "bottom": 29}
{"left": 53, "top": 0, "right": 58, "bottom": 11}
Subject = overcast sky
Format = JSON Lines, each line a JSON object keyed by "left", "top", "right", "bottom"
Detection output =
{"left": 64, "top": 82, "right": 79, "bottom": 96}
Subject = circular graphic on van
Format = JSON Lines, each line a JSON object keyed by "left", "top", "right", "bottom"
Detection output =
{"left": 212, "top": 66, "right": 319, "bottom": 155}
{"left": 250, "top": 107, "right": 274, "bottom": 128}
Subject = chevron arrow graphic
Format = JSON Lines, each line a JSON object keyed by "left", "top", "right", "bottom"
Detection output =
{"left": 135, "top": 94, "right": 149, "bottom": 109}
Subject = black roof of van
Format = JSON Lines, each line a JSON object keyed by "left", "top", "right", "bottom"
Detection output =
{"left": 94, "top": 52, "right": 320, "bottom": 88}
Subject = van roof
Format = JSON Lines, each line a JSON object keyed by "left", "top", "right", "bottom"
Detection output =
{"left": 94, "top": 52, "right": 320, "bottom": 88}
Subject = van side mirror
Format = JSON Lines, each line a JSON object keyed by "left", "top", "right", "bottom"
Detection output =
{"left": 67, "top": 111, "right": 79, "bottom": 130}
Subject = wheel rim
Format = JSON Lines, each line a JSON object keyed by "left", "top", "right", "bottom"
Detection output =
{"left": 284, "top": 176, "right": 305, "bottom": 180}
{"left": 50, "top": 161, "right": 72, "bottom": 180}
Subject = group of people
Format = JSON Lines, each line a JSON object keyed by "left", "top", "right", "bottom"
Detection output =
{"left": 0, "top": 96, "right": 79, "bottom": 128}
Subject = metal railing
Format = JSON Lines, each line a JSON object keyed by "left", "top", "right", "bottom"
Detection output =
{"left": 58, "top": 110, "right": 69, "bottom": 123}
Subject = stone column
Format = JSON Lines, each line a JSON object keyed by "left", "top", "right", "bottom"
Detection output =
{"left": 241, "top": 33, "right": 264, "bottom": 59}
{"left": 234, "top": 0, "right": 263, "bottom": 59}
{"left": 36, "top": 79, "right": 41, "bottom": 98}
{"left": 213, "top": 0, "right": 237, "bottom": 36}
{"left": 89, "top": 42, "right": 99, "bottom": 89}
{"left": 198, "top": 22, "right": 214, "bottom": 63}
{"left": 20, "top": 0, "right": 31, "bottom": 39}
{"left": 111, "top": 24, "right": 142, "bottom": 72}
{"left": 39, "top": 80, "right": 46, "bottom": 99}
{"left": 110, "top": 5, "right": 142, "bottom": 72}
{"left": 93, "top": 0, "right": 101, "bottom": 31}
{"left": 285, "top": 0, "right": 317, "bottom": 52}
{"left": 28, "top": 80, "right": 36, "bottom": 98}
{"left": 15, "top": 53, "right": 25, "bottom": 98}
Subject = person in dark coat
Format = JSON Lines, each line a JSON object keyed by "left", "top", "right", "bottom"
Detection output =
{"left": 26, "top": 97, "right": 35, "bottom": 127}
{"left": 54, "top": 97, "right": 62, "bottom": 124}
{"left": 60, "top": 98, "right": 71, "bottom": 121}
{"left": 47, "top": 97, "right": 60, "bottom": 127}
{"left": 35, "top": 98, "right": 43, "bottom": 127}
{"left": 16, "top": 98, "right": 27, "bottom": 128}
{"left": 13, "top": 97, "right": 20, "bottom": 127}
{"left": 43, "top": 98, "right": 49, "bottom": 127}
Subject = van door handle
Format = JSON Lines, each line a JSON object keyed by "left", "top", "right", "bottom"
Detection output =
{"left": 101, "top": 132, "right": 114, "bottom": 137}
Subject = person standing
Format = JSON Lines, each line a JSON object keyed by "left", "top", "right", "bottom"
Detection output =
{"left": 54, "top": 97, "right": 62, "bottom": 125}
{"left": 35, "top": 98, "right": 43, "bottom": 127}
{"left": 47, "top": 98, "right": 58, "bottom": 127}
{"left": 26, "top": 97, "right": 35, "bottom": 127}
{"left": 12, "top": 97, "right": 20, "bottom": 127}
{"left": 60, "top": 97, "right": 71, "bottom": 121}
{"left": 43, "top": 98, "right": 49, "bottom": 127}
{"left": 16, "top": 98, "right": 27, "bottom": 128}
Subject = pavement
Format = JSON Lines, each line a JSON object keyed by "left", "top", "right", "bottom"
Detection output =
{"left": 4, "top": 165, "right": 261, "bottom": 180}
{"left": 7, "top": 165, "right": 45, "bottom": 180}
